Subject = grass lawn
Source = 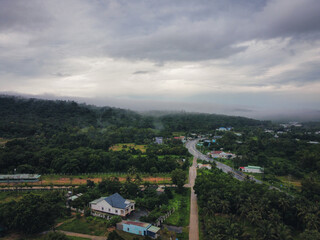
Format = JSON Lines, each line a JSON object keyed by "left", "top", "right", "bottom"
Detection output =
{"left": 277, "top": 175, "right": 302, "bottom": 188}
{"left": 109, "top": 143, "right": 147, "bottom": 153}
{"left": 116, "top": 230, "right": 144, "bottom": 240}
{"left": 57, "top": 217, "right": 108, "bottom": 236}
{"left": 164, "top": 188, "right": 190, "bottom": 227}
{"left": 176, "top": 227, "right": 189, "bottom": 240}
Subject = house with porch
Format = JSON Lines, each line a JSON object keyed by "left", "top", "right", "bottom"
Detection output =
{"left": 90, "top": 193, "right": 135, "bottom": 217}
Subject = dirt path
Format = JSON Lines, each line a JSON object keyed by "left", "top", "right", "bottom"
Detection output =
{"left": 189, "top": 157, "right": 199, "bottom": 240}
{"left": 58, "top": 230, "right": 107, "bottom": 240}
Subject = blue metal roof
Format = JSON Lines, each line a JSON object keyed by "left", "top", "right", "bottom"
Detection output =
{"left": 105, "top": 193, "right": 127, "bottom": 209}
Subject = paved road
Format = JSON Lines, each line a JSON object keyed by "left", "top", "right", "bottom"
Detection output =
{"left": 186, "top": 139, "right": 262, "bottom": 184}
{"left": 189, "top": 156, "right": 199, "bottom": 240}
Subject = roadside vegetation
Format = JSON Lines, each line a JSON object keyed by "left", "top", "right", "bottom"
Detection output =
{"left": 195, "top": 167, "right": 320, "bottom": 239}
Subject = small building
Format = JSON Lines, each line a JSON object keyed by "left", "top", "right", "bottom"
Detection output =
{"left": 116, "top": 220, "right": 160, "bottom": 239}
{"left": 197, "top": 163, "right": 212, "bottom": 170}
{"left": 155, "top": 137, "right": 163, "bottom": 144}
{"left": 90, "top": 193, "right": 135, "bottom": 217}
{"left": 0, "top": 174, "right": 41, "bottom": 183}
{"left": 68, "top": 193, "right": 83, "bottom": 201}
{"left": 174, "top": 136, "right": 185, "bottom": 141}
{"left": 239, "top": 166, "right": 263, "bottom": 173}
{"left": 210, "top": 151, "right": 236, "bottom": 159}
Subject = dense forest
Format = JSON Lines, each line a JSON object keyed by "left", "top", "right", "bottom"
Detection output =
{"left": 0, "top": 95, "right": 264, "bottom": 174}
{"left": 195, "top": 168, "right": 320, "bottom": 240}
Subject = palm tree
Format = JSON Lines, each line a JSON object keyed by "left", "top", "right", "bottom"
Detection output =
{"left": 257, "top": 220, "right": 275, "bottom": 240}
{"left": 274, "top": 223, "right": 293, "bottom": 240}
{"left": 278, "top": 197, "right": 290, "bottom": 220}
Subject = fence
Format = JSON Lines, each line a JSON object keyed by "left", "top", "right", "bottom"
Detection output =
{"left": 0, "top": 186, "right": 73, "bottom": 192}
{"left": 154, "top": 208, "right": 175, "bottom": 227}
{"left": 41, "top": 172, "right": 171, "bottom": 176}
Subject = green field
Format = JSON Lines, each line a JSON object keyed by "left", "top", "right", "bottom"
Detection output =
{"left": 57, "top": 217, "right": 108, "bottom": 236}
{"left": 109, "top": 143, "right": 147, "bottom": 153}
{"left": 165, "top": 189, "right": 190, "bottom": 227}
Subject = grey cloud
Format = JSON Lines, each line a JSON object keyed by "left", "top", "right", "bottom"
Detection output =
{"left": 52, "top": 72, "right": 71, "bottom": 77}
{"left": 133, "top": 70, "right": 153, "bottom": 75}
{"left": 232, "top": 108, "right": 255, "bottom": 113}
{"left": 0, "top": 0, "right": 51, "bottom": 31}
{"left": 270, "top": 61, "right": 320, "bottom": 86}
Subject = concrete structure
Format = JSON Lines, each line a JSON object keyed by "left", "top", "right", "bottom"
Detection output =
{"left": 116, "top": 220, "right": 160, "bottom": 239}
{"left": 239, "top": 166, "right": 264, "bottom": 173}
{"left": 0, "top": 174, "right": 41, "bottom": 183}
{"left": 90, "top": 193, "right": 135, "bottom": 217}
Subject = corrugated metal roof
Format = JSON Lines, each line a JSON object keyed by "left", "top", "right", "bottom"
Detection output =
{"left": 122, "top": 220, "right": 150, "bottom": 228}
{"left": 247, "top": 166, "right": 262, "bottom": 169}
{"left": 148, "top": 226, "right": 160, "bottom": 233}
{"left": 0, "top": 174, "right": 41, "bottom": 180}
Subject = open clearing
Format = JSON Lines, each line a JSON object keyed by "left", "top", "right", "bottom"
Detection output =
{"left": 109, "top": 143, "right": 147, "bottom": 153}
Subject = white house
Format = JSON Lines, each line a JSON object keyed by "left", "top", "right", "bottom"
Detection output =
{"left": 90, "top": 193, "right": 135, "bottom": 217}
{"left": 239, "top": 166, "right": 263, "bottom": 173}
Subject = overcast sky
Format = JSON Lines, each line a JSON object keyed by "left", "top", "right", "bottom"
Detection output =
{"left": 1, "top": 0, "right": 320, "bottom": 120}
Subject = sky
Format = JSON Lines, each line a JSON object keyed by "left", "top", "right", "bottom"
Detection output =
{"left": 1, "top": 0, "right": 320, "bottom": 120}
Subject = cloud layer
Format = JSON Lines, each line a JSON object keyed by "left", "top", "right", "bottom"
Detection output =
{"left": 0, "top": 0, "right": 320, "bottom": 120}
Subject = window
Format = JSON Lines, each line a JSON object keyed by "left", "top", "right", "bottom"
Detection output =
{"left": 131, "top": 206, "right": 134, "bottom": 209}
{"left": 127, "top": 228, "right": 129, "bottom": 231}
{"left": 115, "top": 210, "right": 118, "bottom": 213}
{"left": 101, "top": 207, "right": 104, "bottom": 210}
{"left": 108, "top": 208, "right": 111, "bottom": 212}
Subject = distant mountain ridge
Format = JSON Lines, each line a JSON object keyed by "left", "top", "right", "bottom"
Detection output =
{"left": 0, "top": 95, "right": 266, "bottom": 138}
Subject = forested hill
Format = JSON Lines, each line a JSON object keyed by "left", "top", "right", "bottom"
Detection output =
{"left": 159, "top": 113, "right": 266, "bottom": 132}
{"left": 0, "top": 96, "right": 153, "bottom": 138}
{"left": 0, "top": 95, "right": 266, "bottom": 138}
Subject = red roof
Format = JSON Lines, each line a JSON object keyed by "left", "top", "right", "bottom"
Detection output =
{"left": 239, "top": 167, "right": 245, "bottom": 169}
{"left": 213, "top": 151, "right": 222, "bottom": 154}
{"left": 122, "top": 220, "right": 150, "bottom": 228}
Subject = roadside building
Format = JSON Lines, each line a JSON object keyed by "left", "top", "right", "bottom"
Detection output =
{"left": 90, "top": 193, "right": 135, "bottom": 217}
{"left": 116, "top": 220, "right": 160, "bottom": 239}
{"left": 239, "top": 166, "right": 264, "bottom": 173}
{"left": 0, "top": 174, "right": 41, "bottom": 183}
{"left": 209, "top": 151, "right": 236, "bottom": 159}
